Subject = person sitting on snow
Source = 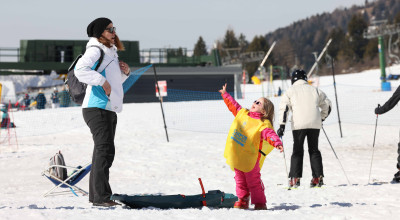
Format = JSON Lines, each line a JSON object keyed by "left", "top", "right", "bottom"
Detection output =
{"left": 0, "top": 104, "right": 15, "bottom": 128}
{"left": 375, "top": 85, "right": 400, "bottom": 183}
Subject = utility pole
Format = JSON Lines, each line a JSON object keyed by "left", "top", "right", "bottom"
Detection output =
{"left": 307, "top": 39, "right": 332, "bottom": 79}
{"left": 364, "top": 20, "right": 400, "bottom": 91}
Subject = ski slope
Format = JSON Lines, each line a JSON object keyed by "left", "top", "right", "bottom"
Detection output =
{"left": 0, "top": 65, "right": 400, "bottom": 219}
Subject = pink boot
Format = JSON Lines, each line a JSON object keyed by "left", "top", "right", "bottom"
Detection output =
{"left": 233, "top": 194, "right": 250, "bottom": 209}
{"left": 254, "top": 203, "right": 267, "bottom": 210}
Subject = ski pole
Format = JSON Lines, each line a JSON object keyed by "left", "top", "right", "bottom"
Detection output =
{"left": 280, "top": 136, "right": 289, "bottom": 185}
{"left": 153, "top": 65, "right": 169, "bottom": 142}
{"left": 330, "top": 57, "right": 343, "bottom": 138}
{"left": 321, "top": 126, "right": 351, "bottom": 185}
{"left": 368, "top": 105, "right": 380, "bottom": 184}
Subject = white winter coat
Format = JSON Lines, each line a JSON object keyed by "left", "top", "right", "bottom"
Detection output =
{"left": 278, "top": 80, "right": 331, "bottom": 130}
{"left": 75, "top": 38, "right": 128, "bottom": 113}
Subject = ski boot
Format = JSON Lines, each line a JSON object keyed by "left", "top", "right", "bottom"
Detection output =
{"left": 254, "top": 203, "right": 267, "bottom": 210}
{"left": 310, "top": 176, "right": 324, "bottom": 188}
{"left": 392, "top": 171, "right": 400, "bottom": 183}
{"left": 289, "top": 177, "right": 301, "bottom": 189}
{"left": 233, "top": 194, "right": 250, "bottom": 209}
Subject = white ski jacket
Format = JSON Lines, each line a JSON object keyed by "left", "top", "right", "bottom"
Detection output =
{"left": 278, "top": 80, "right": 331, "bottom": 130}
{"left": 75, "top": 38, "right": 128, "bottom": 113}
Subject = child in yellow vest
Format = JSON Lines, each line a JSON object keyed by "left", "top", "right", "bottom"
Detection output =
{"left": 219, "top": 83, "right": 283, "bottom": 210}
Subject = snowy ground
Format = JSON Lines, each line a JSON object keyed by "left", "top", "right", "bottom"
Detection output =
{"left": 1, "top": 65, "right": 400, "bottom": 219}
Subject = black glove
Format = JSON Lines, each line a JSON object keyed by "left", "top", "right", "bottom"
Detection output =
{"left": 277, "top": 125, "right": 285, "bottom": 137}
{"left": 375, "top": 104, "right": 382, "bottom": 115}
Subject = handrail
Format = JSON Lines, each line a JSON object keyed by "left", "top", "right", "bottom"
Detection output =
{"left": 0, "top": 47, "right": 21, "bottom": 62}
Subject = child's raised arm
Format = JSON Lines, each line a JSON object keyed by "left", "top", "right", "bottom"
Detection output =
{"left": 219, "top": 83, "right": 241, "bottom": 116}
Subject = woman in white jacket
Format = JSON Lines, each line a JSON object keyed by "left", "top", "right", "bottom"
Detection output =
{"left": 277, "top": 70, "right": 331, "bottom": 188}
{"left": 75, "top": 17, "right": 130, "bottom": 207}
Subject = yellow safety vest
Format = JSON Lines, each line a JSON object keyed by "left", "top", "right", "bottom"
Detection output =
{"left": 224, "top": 108, "right": 275, "bottom": 172}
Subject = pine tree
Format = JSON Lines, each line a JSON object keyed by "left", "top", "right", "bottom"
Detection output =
{"left": 223, "top": 29, "right": 239, "bottom": 48}
{"left": 364, "top": 38, "right": 379, "bottom": 60}
{"left": 238, "top": 33, "right": 249, "bottom": 53}
{"left": 395, "top": 11, "right": 400, "bottom": 23}
{"left": 327, "top": 27, "right": 346, "bottom": 59}
{"left": 347, "top": 14, "right": 369, "bottom": 61}
{"left": 246, "top": 35, "right": 270, "bottom": 55}
{"left": 193, "top": 36, "right": 208, "bottom": 56}
{"left": 217, "top": 28, "right": 240, "bottom": 62}
{"left": 245, "top": 36, "right": 271, "bottom": 75}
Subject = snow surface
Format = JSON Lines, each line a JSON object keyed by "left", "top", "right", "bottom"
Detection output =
{"left": 1, "top": 65, "right": 400, "bottom": 219}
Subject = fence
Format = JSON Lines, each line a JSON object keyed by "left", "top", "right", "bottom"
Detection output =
{"left": 0, "top": 47, "right": 20, "bottom": 62}
{"left": 1, "top": 83, "right": 399, "bottom": 139}
{"left": 162, "top": 83, "right": 400, "bottom": 134}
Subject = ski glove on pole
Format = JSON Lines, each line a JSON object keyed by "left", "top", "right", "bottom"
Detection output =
{"left": 277, "top": 125, "right": 285, "bottom": 137}
{"left": 374, "top": 104, "right": 382, "bottom": 115}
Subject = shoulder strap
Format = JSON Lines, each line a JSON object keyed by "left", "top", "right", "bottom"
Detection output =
{"left": 89, "top": 45, "right": 105, "bottom": 71}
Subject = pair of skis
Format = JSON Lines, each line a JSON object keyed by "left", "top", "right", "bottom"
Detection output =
{"left": 284, "top": 182, "right": 324, "bottom": 190}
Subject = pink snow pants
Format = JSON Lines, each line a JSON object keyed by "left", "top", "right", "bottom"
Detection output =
{"left": 234, "top": 161, "right": 266, "bottom": 204}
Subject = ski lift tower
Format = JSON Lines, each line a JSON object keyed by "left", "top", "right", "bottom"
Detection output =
{"left": 364, "top": 20, "right": 400, "bottom": 91}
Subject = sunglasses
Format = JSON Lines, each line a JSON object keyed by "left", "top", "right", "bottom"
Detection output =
{"left": 106, "top": 27, "right": 116, "bottom": 34}
{"left": 254, "top": 100, "right": 262, "bottom": 105}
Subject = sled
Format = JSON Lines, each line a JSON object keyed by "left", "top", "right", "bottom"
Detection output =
{"left": 111, "top": 190, "right": 237, "bottom": 209}
{"left": 111, "top": 178, "right": 238, "bottom": 209}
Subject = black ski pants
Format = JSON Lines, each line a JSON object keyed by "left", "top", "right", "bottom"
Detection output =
{"left": 397, "top": 142, "right": 400, "bottom": 170}
{"left": 83, "top": 108, "right": 117, "bottom": 203}
{"left": 289, "top": 129, "right": 324, "bottom": 178}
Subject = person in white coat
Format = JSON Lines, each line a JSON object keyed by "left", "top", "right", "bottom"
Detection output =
{"left": 75, "top": 17, "right": 131, "bottom": 207}
{"left": 277, "top": 69, "right": 331, "bottom": 188}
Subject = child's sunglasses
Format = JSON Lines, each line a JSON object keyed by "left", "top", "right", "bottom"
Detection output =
{"left": 254, "top": 100, "right": 261, "bottom": 105}
{"left": 106, "top": 27, "right": 116, "bottom": 34}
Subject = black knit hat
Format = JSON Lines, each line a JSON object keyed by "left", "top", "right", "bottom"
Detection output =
{"left": 87, "top": 17, "right": 112, "bottom": 38}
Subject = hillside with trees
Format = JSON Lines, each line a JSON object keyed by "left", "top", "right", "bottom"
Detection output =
{"left": 265, "top": 0, "right": 400, "bottom": 75}
{"left": 202, "top": 0, "right": 400, "bottom": 76}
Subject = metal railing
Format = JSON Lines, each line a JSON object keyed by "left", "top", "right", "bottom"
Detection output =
{"left": 364, "top": 21, "right": 400, "bottom": 39}
{"left": 0, "top": 47, "right": 20, "bottom": 62}
{"left": 140, "top": 48, "right": 193, "bottom": 64}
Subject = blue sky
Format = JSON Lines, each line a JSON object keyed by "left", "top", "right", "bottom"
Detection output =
{"left": 1, "top": 0, "right": 366, "bottom": 50}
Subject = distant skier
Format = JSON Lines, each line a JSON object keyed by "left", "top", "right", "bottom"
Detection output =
{"left": 23, "top": 93, "right": 31, "bottom": 110}
{"left": 219, "top": 83, "right": 283, "bottom": 210}
{"left": 58, "top": 87, "right": 71, "bottom": 107}
{"left": 375, "top": 85, "right": 400, "bottom": 183}
{"left": 277, "top": 69, "right": 331, "bottom": 188}
{"left": 35, "top": 89, "right": 47, "bottom": 110}
{"left": 50, "top": 87, "right": 60, "bottom": 109}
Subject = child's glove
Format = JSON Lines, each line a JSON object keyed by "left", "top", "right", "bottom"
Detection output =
{"left": 275, "top": 145, "right": 284, "bottom": 153}
{"left": 277, "top": 125, "right": 285, "bottom": 137}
